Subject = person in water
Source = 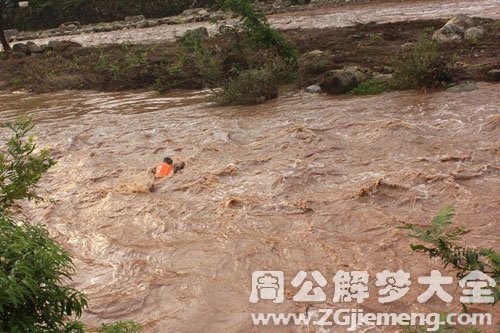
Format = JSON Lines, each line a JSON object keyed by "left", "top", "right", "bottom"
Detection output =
{"left": 153, "top": 157, "right": 185, "bottom": 178}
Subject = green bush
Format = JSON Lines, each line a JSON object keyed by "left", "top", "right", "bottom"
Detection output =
{"left": 0, "top": 216, "right": 88, "bottom": 332}
{"left": 0, "top": 117, "right": 55, "bottom": 213}
{"left": 0, "top": 117, "right": 87, "bottom": 332}
{"left": 215, "top": 68, "right": 278, "bottom": 105}
{"left": 177, "top": 31, "right": 223, "bottom": 88}
{"left": 98, "top": 320, "right": 142, "bottom": 333}
{"left": 349, "top": 78, "right": 392, "bottom": 95}
{"left": 392, "top": 34, "right": 451, "bottom": 90}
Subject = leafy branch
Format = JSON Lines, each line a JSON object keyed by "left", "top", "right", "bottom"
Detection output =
{"left": 399, "top": 206, "right": 499, "bottom": 305}
{"left": 0, "top": 116, "right": 56, "bottom": 213}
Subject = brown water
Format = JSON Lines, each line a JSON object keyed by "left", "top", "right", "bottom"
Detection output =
{"left": 17, "top": 0, "right": 500, "bottom": 48}
{"left": 0, "top": 85, "right": 499, "bottom": 332}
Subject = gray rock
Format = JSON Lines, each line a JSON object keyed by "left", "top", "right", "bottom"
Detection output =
{"left": 125, "top": 15, "right": 146, "bottom": 22}
{"left": 446, "top": 14, "right": 474, "bottom": 29}
{"left": 432, "top": 23, "right": 464, "bottom": 43}
{"left": 12, "top": 43, "right": 29, "bottom": 55}
{"left": 487, "top": 69, "right": 500, "bottom": 81}
{"left": 320, "top": 67, "right": 367, "bottom": 94}
{"left": 446, "top": 82, "right": 478, "bottom": 92}
{"left": 305, "top": 85, "right": 322, "bottom": 93}
{"left": 0, "top": 81, "right": 8, "bottom": 90}
{"left": 26, "top": 41, "right": 43, "bottom": 53}
{"left": 464, "top": 26, "right": 484, "bottom": 41}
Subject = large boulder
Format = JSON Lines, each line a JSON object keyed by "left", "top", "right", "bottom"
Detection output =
{"left": 12, "top": 43, "right": 29, "bottom": 55}
{"left": 432, "top": 23, "right": 464, "bottom": 43}
{"left": 26, "top": 41, "right": 43, "bottom": 54}
{"left": 320, "top": 67, "right": 367, "bottom": 94}
{"left": 446, "top": 14, "right": 474, "bottom": 29}
{"left": 464, "top": 26, "right": 484, "bottom": 41}
{"left": 433, "top": 14, "right": 477, "bottom": 43}
{"left": 305, "top": 85, "right": 322, "bottom": 93}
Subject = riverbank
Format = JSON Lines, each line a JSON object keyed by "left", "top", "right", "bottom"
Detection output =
{"left": 0, "top": 18, "right": 498, "bottom": 94}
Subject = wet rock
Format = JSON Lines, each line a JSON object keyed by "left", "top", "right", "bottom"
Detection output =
{"left": 305, "top": 85, "right": 322, "bottom": 93}
{"left": 320, "top": 67, "right": 367, "bottom": 94}
{"left": 60, "top": 21, "right": 81, "bottom": 30}
{"left": 446, "top": 14, "right": 474, "bottom": 29}
{"left": 26, "top": 41, "right": 43, "bottom": 54}
{"left": 487, "top": 69, "right": 500, "bottom": 81}
{"left": 432, "top": 23, "right": 464, "bottom": 43}
{"left": 47, "top": 40, "right": 82, "bottom": 51}
{"left": 12, "top": 43, "right": 29, "bottom": 55}
{"left": 464, "top": 26, "right": 483, "bottom": 41}
{"left": 125, "top": 15, "right": 146, "bottom": 22}
{"left": 446, "top": 82, "right": 478, "bottom": 92}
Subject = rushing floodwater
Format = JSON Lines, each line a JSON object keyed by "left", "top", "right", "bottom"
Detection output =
{"left": 15, "top": 0, "right": 500, "bottom": 48}
{"left": 0, "top": 84, "right": 499, "bottom": 332}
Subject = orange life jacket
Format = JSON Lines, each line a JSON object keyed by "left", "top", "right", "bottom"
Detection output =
{"left": 155, "top": 162, "right": 174, "bottom": 178}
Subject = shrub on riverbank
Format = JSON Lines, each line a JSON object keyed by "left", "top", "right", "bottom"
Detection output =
{"left": 215, "top": 68, "right": 278, "bottom": 105}
{"left": 349, "top": 78, "right": 392, "bottom": 95}
{"left": 392, "top": 34, "right": 452, "bottom": 90}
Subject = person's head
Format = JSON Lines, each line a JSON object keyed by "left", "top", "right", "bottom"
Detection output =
{"left": 163, "top": 157, "right": 173, "bottom": 165}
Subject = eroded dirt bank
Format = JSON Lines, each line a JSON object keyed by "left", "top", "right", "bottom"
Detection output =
{"left": 0, "top": 84, "right": 498, "bottom": 332}
{"left": 1, "top": 18, "right": 499, "bottom": 93}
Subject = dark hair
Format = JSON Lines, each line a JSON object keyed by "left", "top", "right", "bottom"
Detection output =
{"left": 163, "top": 157, "right": 173, "bottom": 165}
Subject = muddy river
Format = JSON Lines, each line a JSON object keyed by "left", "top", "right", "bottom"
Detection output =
{"left": 0, "top": 84, "right": 498, "bottom": 332}
{"left": 17, "top": 0, "right": 500, "bottom": 47}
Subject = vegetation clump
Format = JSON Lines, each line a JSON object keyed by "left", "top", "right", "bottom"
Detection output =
{"left": 215, "top": 68, "right": 278, "bottom": 105}
{"left": 349, "top": 78, "right": 392, "bottom": 95}
{"left": 98, "top": 321, "right": 142, "bottom": 333}
{"left": 392, "top": 34, "right": 452, "bottom": 90}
